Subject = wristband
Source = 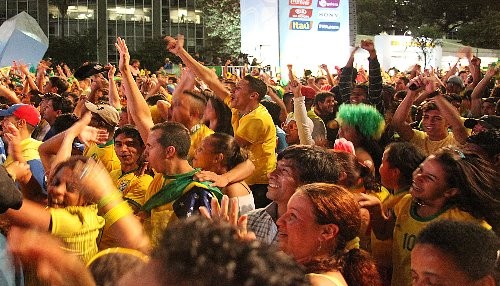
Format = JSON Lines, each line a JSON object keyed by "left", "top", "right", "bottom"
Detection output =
{"left": 103, "top": 201, "right": 133, "bottom": 228}
{"left": 97, "top": 191, "right": 122, "bottom": 209}
{"left": 427, "top": 89, "right": 441, "bottom": 98}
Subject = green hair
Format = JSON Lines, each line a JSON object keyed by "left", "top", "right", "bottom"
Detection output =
{"left": 336, "top": 104, "right": 385, "bottom": 140}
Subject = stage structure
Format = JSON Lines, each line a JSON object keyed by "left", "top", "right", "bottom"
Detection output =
{"left": 0, "top": 11, "right": 48, "bottom": 68}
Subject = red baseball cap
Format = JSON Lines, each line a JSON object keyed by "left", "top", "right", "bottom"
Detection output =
{"left": 0, "top": 104, "right": 41, "bottom": 126}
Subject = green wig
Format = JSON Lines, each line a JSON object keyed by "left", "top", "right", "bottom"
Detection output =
{"left": 336, "top": 103, "right": 385, "bottom": 140}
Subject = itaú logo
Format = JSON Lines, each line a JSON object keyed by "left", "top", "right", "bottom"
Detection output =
{"left": 290, "top": 20, "right": 313, "bottom": 30}
{"left": 289, "top": 8, "right": 313, "bottom": 18}
{"left": 317, "top": 22, "right": 340, "bottom": 31}
{"left": 289, "top": 0, "right": 312, "bottom": 6}
{"left": 317, "top": 0, "right": 340, "bottom": 8}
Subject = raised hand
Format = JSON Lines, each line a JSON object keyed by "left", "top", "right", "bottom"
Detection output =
{"left": 360, "top": 39, "right": 375, "bottom": 53}
{"left": 3, "top": 121, "right": 21, "bottom": 147}
{"left": 350, "top": 46, "right": 360, "bottom": 57}
{"left": 71, "top": 112, "right": 109, "bottom": 146}
{"left": 164, "top": 34, "right": 185, "bottom": 55}
{"left": 5, "top": 161, "right": 31, "bottom": 184}
{"left": 199, "top": 196, "right": 256, "bottom": 241}
{"left": 73, "top": 157, "right": 116, "bottom": 202}
{"left": 107, "top": 64, "right": 116, "bottom": 80}
{"left": 289, "top": 79, "right": 302, "bottom": 96}
{"left": 114, "top": 37, "right": 130, "bottom": 73}
{"left": 485, "top": 64, "right": 499, "bottom": 78}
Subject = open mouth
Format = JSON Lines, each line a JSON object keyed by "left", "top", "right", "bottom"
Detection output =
{"left": 268, "top": 181, "right": 278, "bottom": 189}
{"left": 410, "top": 182, "right": 422, "bottom": 195}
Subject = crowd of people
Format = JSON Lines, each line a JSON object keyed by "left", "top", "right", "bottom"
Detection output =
{"left": 0, "top": 34, "right": 498, "bottom": 286}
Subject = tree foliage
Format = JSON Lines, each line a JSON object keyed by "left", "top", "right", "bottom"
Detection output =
{"left": 456, "top": 10, "right": 500, "bottom": 49}
{"left": 356, "top": 0, "right": 500, "bottom": 49}
{"left": 45, "top": 30, "right": 97, "bottom": 68}
{"left": 411, "top": 26, "right": 443, "bottom": 68}
{"left": 197, "top": 0, "right": 241, "bottom": 59}
{"left": 130, "top": 37, "right": 176, "bottom": 71}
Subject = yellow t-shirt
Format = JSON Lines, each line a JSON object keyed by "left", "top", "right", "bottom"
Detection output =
{"left": 391, "top": 194, "right": 491, "bottom": 286}
{"left": 50, "top": 205, "right": 105, "bottom": 263}
{"left": 188, "top": 124, "right": 214, "bottom": 161}
{"left": 370, "top": 188, "right": 409, "bottom": 271}
{"left": 225, "top": 97, "right": 277, "bottom": 185}
{"left": 99, "top": 170, "right": 152, "bottom": 250}
{"left": 109, "top": 169, "right": 153, "bottom": 209}
{"left": 409, "top": 129, "right": 460, "bottom": 156}
{"left": 3, "top": 137, "right": 42, "bottom": 166}
{"left": 83, "top": 140, "right": 121, "bottom": 173}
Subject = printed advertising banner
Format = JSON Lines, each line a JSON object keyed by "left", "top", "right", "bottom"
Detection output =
{"left": 241, "top": 0, "right": 351, "bottom": 76}
{"left": 279, "top": 0, "right": 350, "bottom": 73}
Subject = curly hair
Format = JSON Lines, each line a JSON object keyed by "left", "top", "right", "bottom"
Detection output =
{"left": 336, "top": 103, "right": 385, "bottom": 140}
{"left": 153, "top": 217, "right": 309, "bottom": 286}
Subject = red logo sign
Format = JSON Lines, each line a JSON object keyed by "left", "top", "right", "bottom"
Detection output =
{"left": 289, "top": 0, "right": 312, "bottom": 6}
{"left": 289, "top": 8, "right": 313, "bottom": 18}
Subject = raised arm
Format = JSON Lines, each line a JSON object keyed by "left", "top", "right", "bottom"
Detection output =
{"left": 35, "top": 61, "right": 49, "bottom": 92}
{"left": 77, "top": 158, "right": 150, "bottom": 252}
{"left": 115, "top": 37, "right": 154, "bottom": 143}
{"left": 362, "top": 40, "right": 383, "bottom": 113}
{"left": 441, "top": 59, "right": 459, "bottom": 84}
{"left": 267, "top": 85, "right": 288, "bottom": 124}
{"left": 467, "top": 56, "right": 482, "bottom": 90}
{"left": 290, "top": 79, "right": 315, "bottom": 145}
{"left": 165, "top": 35, "right": 230, "bottom": 101}
{"left": 320, "top": 64, "right": 335, "bottom": 87}
{"left": 223, "top": 59, "right": 231, "bottom": 80}
{"left": 87, "top": 74, "right": 107, "bottom": 103}
{"left": 107, "top": 65, "right": 122, "bottom": 109}
{"left": 470, "top": 65, "right": 497, "bottom": 117}
{"left": 358, "top": 193, "right": 395, "bottom": 240}
{"left": 18, "top": 63, "right": 39, "bottom": 92}
{"left": 392, "top": 79, "right": 422, "bottom": 141}
{"left": 171, "top": 67, "right": 196, "bottom": 101}
{"left": 3, "top": 122, "right": 45, "bottom": 202}
{"left": 39, "top": 112, "right": 108, "bottom": 175}
{"left": 0, "top": 82, "right": 21, "bottom": 104}
{"left": 339, "top": 47, "right": 359, "bottom": 104}
{"left": 432, "top": 93, "right": 468, "bottom": 145}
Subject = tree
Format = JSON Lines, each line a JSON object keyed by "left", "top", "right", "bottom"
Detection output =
{"left": 130, "top": 37, "right": 176, "bottom": 71}
{"left": 356, "top": 0, "right": 500, "bottom": 49}
{"left": 457, "top": 10, "right": 500, "bottom": 50}
{"left": 411, "top": 26, "right": 442, "bottom": 68}
{"left": 45, "top": 30, "right": 98, "bottom": 68}
{"left": 197, "top": 0, "right": 241, "bottom": 59}
{"left": 356, "top": 0, "right": 398, "bottom": 34}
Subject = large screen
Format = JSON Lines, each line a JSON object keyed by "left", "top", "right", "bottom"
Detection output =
{"left": 241, "top": 0, "right": 351, "bottom": 77}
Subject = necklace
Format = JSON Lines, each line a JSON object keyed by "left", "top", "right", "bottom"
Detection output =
{"left": 414, "top": 198, "right": 427, "bottom": 207}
